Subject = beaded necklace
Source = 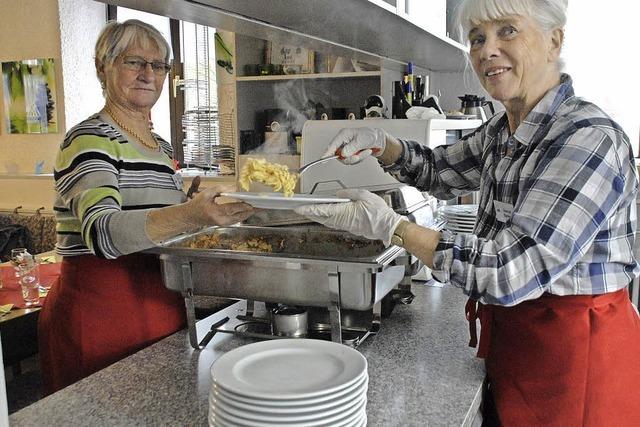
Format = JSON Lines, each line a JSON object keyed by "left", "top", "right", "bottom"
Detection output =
{"left": 104, "top": 105, "right": 159, "bottom": 151}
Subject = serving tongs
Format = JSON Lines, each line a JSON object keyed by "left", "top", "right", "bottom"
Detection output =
{"left": 292, "top": 147, "right": 379, "bottom": 175}
{"left": 291, "top": 155, "right": 339, "bottom": 175}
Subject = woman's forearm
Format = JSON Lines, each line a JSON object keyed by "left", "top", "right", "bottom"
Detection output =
{"left": 146, "top": 202, "right": 201, "bottom": 243}
{"left": 378, "top": 134, "right": 403, "bottom": 166}
{"left": 400, "top": 222, "right": 441, "bottom": 269}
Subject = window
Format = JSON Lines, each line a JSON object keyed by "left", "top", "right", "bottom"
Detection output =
{"left": 113, "top": 8, "right": 172, "bottom": 144}
{"left": 114, "top": 7, "right": 233, "bottom": 175}
{"left": 564, "top": 1, "right": 639, "bottom": 154}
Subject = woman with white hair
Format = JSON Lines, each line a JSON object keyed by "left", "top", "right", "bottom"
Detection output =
{"left": 38, "top": 19, "right": 253, "bottom": 394}
{"left": 296, "top": 0, "right": 640, "bottom": 424}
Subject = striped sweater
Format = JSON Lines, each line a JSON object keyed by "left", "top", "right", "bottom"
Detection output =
{"left": 53, "top": 114, "right": 186, "bottom": 259}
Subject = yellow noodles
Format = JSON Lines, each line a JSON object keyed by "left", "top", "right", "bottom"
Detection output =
{"left": 239, "top": 158, "right": 298, "bottom": 197}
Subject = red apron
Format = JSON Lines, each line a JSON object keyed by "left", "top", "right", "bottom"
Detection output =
{"left": 38, "top": 253, "right": 186, "bottom": 395}
{"left": 467, "top": 289, "right": 640, "bottom": 426}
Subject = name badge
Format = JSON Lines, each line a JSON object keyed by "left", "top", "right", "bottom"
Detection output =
{"left": 172, "top": 173, "right": 184, "bottom": 190}
{"left": 493, "top": 200, "right": 514, "bottom": 223}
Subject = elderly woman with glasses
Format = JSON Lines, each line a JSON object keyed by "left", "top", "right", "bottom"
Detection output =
{"left": 38, "top": 19, "right": 253, "bottom": 394}
{"left": 295, "top": 0, "right": 640, "bottom": 424}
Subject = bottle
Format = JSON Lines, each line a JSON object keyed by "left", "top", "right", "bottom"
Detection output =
{"left": 402, "top": 72, "right": 409, "bottom": 97}
{"left": 405, "top": 80, "right": 413, "bottom": 105}
{"left": 413, "top": 76, "right": 423, "bottom": 106}
{"left": 392, "top": 81, "right": 412, "bottom": 119}
{"left": 392, "top": 81, "right": 403, "bottom": 119}
{"left": 406, "top": 62, "right": 414, "bottom": 104}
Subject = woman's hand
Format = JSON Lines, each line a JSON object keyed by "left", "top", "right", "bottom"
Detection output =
{"left": 321, "top": 128, "right": 387, "bottom": 165}
{"left": 146, "top": 183, "right": 254, "bottom": 243}
{"left": 294, "top": 189, "right": 405, "bottom": 246}
{"left": 187, "top": 186, "right": 254, "bottom": 226}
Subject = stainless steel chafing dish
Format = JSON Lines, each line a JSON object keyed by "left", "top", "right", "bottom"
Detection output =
{"left": 147, "top": 225, "right": 408, "bottom": 348}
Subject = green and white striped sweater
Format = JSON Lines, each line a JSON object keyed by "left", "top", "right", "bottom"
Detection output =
{"left": 53, "top": 114, "right": 186, "bottom": 259}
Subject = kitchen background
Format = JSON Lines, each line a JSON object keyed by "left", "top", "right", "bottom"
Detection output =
{"left": 0, "top": 0, "right": 638, "bottom": 214}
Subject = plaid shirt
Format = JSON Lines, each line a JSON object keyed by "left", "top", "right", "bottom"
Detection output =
{"left": 385, "top": 74, "right": 639, "bottom": 306}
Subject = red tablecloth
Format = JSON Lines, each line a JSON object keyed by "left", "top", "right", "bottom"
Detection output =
{"left": 0, "top": 263, "right": 61, "bottom": 309}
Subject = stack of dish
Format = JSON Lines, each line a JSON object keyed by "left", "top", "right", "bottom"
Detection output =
{"left": 209, "top": 339, "right": 368, "bottom": 427}
{"left": 440, "top": 204, "right": 478, "bottom": 233}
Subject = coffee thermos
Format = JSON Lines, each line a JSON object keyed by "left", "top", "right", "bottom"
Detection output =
{"left": 458, "top": 94, "right": 495, "bottom": 122}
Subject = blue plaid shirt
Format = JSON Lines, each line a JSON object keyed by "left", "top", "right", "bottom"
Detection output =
{"left": 385, "top": 74, "right": 639, "bottom": 306}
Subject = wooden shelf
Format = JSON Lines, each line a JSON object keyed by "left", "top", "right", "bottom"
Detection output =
{"left": 235, "top": 71, "right": 381, "bottom": 82}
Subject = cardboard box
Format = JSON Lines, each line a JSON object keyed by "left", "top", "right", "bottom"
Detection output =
{"left": 266, "top": 42, "right": 314, "bottom": 74}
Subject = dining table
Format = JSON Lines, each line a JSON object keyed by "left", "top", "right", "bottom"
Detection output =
{"left": 0, "top": 252, "right": 61, "bottom": 374}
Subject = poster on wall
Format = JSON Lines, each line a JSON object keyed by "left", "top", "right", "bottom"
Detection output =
{"left": 2, "top": 58, "right": 59, "bottom": 134}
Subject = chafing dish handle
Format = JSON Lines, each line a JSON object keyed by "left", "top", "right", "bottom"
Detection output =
{"left": 198, "top": 316, "right": 230, "bottom": 348}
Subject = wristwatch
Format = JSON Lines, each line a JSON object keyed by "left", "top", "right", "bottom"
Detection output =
{"left": 390, "top": 220, "right": 411, "bottom": 247}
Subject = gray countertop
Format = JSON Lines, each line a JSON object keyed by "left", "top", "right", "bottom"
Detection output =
{"left": 10, "top": 283, "right": 485, "bottom": 426}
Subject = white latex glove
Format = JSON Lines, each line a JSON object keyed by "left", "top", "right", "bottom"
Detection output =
{"left": 321, "top": 128, "right": 386, "bottom": 165}
{"left": 294, "top": 189, "right": 405, "bottom": 246}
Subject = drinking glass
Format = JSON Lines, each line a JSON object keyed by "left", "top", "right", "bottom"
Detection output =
{"left": 10, "top": 248, "right": 28, "bottom": 285}
{"left": 10, "top": 247, "right": 28, "bottom": 268}
{"left": 17, "top": 255, "right": 40, "bottom": 307}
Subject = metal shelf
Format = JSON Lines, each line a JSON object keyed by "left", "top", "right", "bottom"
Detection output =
{"left": 236, "top": 71, "right": 381, "bottom": 82}
{"left": 98, "top": 0, "right": 469, "bottom": 72}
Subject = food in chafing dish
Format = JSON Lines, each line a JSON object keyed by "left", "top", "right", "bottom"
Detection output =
{"left": 239, "top": 158, "right": 297, "bottom": 197}
{"left": 189, "top": 234, "right": 275, "bottom": 253}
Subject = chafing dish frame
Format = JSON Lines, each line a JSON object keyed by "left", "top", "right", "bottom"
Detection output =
{"left": 147, "top": 226, "right": 408, "bottom": 348}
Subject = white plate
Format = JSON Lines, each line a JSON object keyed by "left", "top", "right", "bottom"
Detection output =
{"left": 211, "top": 339, "right": 367, "bottom": 400}
{"left": 445, "top": 222, "right": 475, "bottom": 228}
{"left": 210, "top": 398, "right": 366, "bottom": 427}
{"left": 210, "top": 392, "right": 366, "bottom": 423}
{"left": 221, "top": 192, "right": 350, "bottom": 210}
{"left": 211, "top": 375, "right": 368, "bottom": 411}
{"left": 444, "top": 218, "right": 476, "bottom": 225}
{"left": 446, "top": 227, "right": 475, "bottom": 233}
{"left": 441, "top": 204, "right": 478, "bottom": 215}
{"left": 443, "top": 215, "right": 477, "bottom": 223}
{"left": 442, "top": 210, "right": 477, "bottom": 218}
{"left": 212, "top": 372, "right": 367, "bottom": 407}
{"left": 444, "top": 219, "right": 475, "bottom": 227}
{"left": 210, "top": 382, "right": 367, "bottom": 418}
{"left": 445, "top": 228, "right": 475, "bottom": 233}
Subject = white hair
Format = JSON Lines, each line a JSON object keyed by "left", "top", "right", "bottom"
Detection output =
{"left": 94, "top": 19, "right": 171, "bottom": 87}
{"left": 456, "top": 0, "right": 568, "bottom": 43}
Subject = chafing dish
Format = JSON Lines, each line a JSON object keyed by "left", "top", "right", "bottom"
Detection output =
{"left": 147, "top": 226, "right": 407, "bottom": 348}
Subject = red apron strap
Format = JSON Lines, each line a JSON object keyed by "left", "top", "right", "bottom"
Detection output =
{"left": 465, "top": 297, "right": 493, "bottom": 359}
{"left": 465, "top": 298, "right": 478, "bottom": 348}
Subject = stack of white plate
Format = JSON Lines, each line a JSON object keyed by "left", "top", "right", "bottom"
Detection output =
{"left": 209, "top": 339, "right": 368, "bottom": 427}
{"left": 440, "top": 204, "right": 478, "bottom": 233}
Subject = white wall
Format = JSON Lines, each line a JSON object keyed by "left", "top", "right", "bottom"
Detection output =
{"left": 58, "top": 0, "right": 106, "bottom": 132}
{"left": 564, "top": 0, "right": 639, "bottom": 153}
{"left": 432, "top": 0, "right": 639, "bottom": 151}
{"left": 0, "top": 0, "right": 65, "bottom": 176}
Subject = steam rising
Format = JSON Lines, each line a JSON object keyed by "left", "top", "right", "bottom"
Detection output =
{"left": 273, "top": 80, "right": 326, "bottom": 133}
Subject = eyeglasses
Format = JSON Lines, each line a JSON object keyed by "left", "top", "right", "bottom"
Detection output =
{"left": 121, "top": 56, "right": 171, "bottom": 75}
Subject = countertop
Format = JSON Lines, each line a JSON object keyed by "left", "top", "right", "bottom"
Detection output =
{"left": 9, "top": 283, "right": 485, "bottom": 426}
